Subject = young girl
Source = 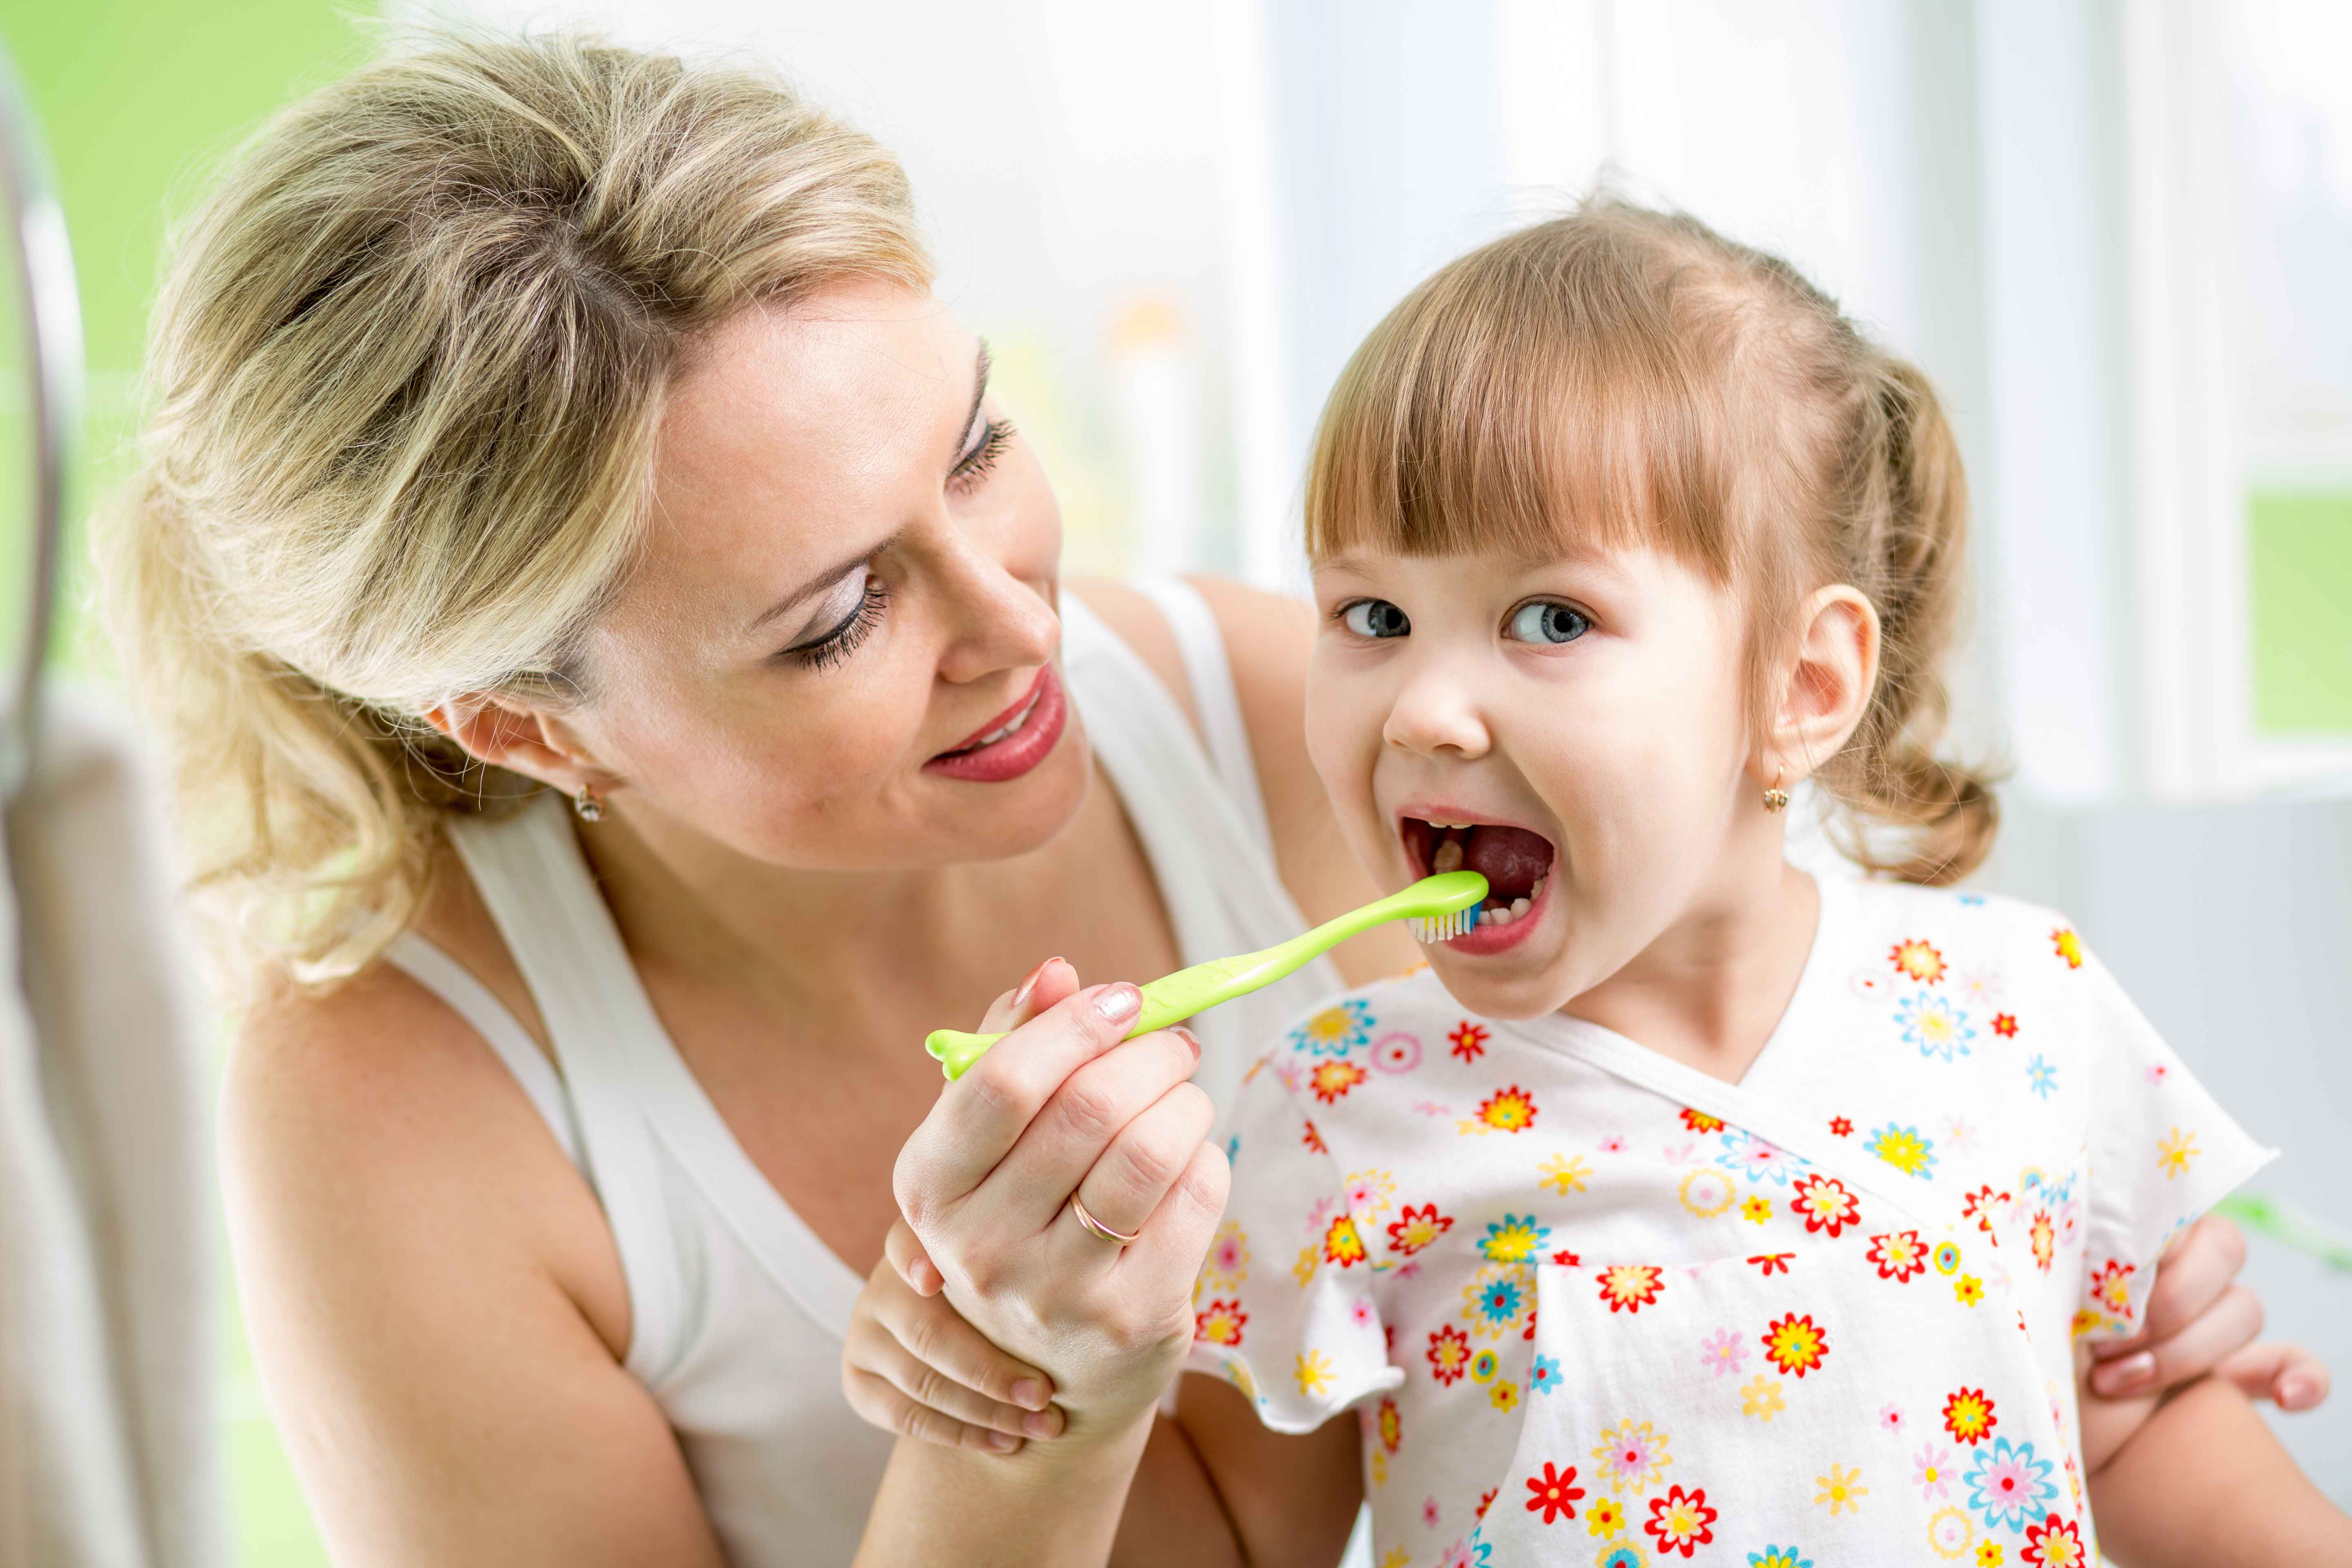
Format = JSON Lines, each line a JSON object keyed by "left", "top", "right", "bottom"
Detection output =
{"left": 859, "top": 200, "right": 2348, "bottom": 1566}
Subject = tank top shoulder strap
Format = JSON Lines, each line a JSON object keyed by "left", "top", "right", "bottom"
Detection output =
{"left": 382, "top": 929, "right": 582, "bottom": 1167}
{"left": 1123, "top": 576, "right": 1276, "bottom": 858}
{"left": 438, "top": 795, "right": 693, "bottom": 1384}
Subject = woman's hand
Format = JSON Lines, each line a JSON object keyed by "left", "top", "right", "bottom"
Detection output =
{"left": 2085, "top": 1213, "right": 2330, "bottom": 1409}
{"left": 890, "top": 957, "right": 1227, "bottom": 1439}
{"left": 843, "top": 1217, "right": 1068, "bottom": 1454}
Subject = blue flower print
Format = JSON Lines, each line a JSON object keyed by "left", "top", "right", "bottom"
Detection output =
{"left": 2026, "top": 1054, "right": 2058, "bottom": 1099}
{"left": 1749, "top": 1550, "right": 1813, "bottom": 1568}
{"left": 1466, "top": 1531, "right": 1492, "bottom": 1567}
{"left": 1716, "top": 1128, "right": 1802, "bottom": 1187}
{"left": 1478, "top": 1213, "right": 1552, "bottom": 1263}
{"left": 1468, "top": 1271, "right": 1527, "bottom": 1335}
{"left": 1528, "top": 1352, "right": 1562, "bottom": 1396}
{"left": 1597, "top": 1548, "right": 1646, "bottom": 1568}
{"left": 1895, "top": 989, "right": 1976, "bottom": 1061}
{"left": 1289, "top": 999, "right": 1374, "bottom": 1056}
{"left": 1964, "top": 1435, "right": 2056, "bottom": 1530}
{"left": 1956, "top": 892, "right": 1987, "bottom": 905}
{"left": 1863, "top": 1122, "right": 1938, "bottom": 1179}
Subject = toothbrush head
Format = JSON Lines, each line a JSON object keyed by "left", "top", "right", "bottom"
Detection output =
{"left": 1397, "top": 869, "right": 1487, "bottom": 944}
{"left": 1406, "top": 906, "right": 1479, "bottom": 943}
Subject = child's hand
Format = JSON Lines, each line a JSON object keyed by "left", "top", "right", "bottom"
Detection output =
{"left": 841, "top": 1217, "right": 1066, "bottom": 1454}
{"left": 2085, "top": 1214, "right": 2330, "bottom": 1408}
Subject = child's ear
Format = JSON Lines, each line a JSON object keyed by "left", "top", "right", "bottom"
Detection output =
{"left": 1763, "top": 584, "right": 1880, "bottom": 788}
{"left": 423, "top": 697, "right": 619, "bottom": 797}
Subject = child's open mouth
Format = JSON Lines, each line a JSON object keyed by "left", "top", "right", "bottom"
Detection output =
{"left": 1399, "top": 813, "right": 1557, "bottom": 953}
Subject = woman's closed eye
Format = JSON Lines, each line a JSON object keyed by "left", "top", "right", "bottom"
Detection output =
{"left": 950, "top": 406, "right": 1016, "bottom": 492}
{"left": 1505, "top": 599, "right": 1590, "bottom": 646}
{"left": 783, "top": 567, "right": 891, "bottom": 673}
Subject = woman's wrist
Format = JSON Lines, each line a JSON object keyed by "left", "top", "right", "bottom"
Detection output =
{"left": 856, "top": 1404, "right": 1160, "bottom": 1568}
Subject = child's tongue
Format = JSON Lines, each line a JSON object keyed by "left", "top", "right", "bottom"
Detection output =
{"left": 1463, "top": 825, "right": 1552, "bottom": 902}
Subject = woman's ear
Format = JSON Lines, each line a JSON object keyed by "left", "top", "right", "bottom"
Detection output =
{"left": 1762, "top": 585, "right": 1880, "bottom": 788}
{"left": 423, "top": 697, "right": 618, "bottom": 797}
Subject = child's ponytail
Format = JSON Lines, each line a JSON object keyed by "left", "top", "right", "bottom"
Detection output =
{"left": 1814, "top": 356, "right": 2000, "bottom": 885}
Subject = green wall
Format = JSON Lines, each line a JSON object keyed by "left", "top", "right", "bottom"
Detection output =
{"left": 2249, "top": 489, "right": 2352, "bottom": 736}
{"left": 2, "top": 7, "right": 373, "bottom": 1562}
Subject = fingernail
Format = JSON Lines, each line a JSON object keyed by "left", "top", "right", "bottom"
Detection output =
{"left": 1011, "top": 1378, "right": 1049, "bottom": 1410}
{"left": 989, "top": 1431, "right": 1019, "bottom": 1453}
{"left": 1175, "top": 1025, "right": 1203, "bottom": 1060}
{"left": 1011, "top": 958, "right": 1061, "bottom": 1012}
{"left": 1024, "top": 1411, "right": 1058, "bottom": 1438}
{"left": 2095, "top": 1352, "right": 2155, "bottom": 1393}
{"left": 2281, "top": 1374, "right": 2318, "bottom": 1408}
{"left": 1094, "top": 983, "right": 1140, "bottom": 1024}
{"left": 909, "top": 1259, "right": 943, "bottom": 1295}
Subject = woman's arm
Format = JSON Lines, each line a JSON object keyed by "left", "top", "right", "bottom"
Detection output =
{"left": 223, "top": 969, "right": 726, "bottom": 1567}
{"left": 2087, "top": 1375, "right": 2352, "bottom": 1564}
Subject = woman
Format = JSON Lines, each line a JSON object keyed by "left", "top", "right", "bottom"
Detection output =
{"left": 109, "top": 31, "right": 2296, "bottom": 1568}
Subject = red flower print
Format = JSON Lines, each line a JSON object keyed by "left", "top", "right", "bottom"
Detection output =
{"left": 1474, "top": 1085, "right": 1538, "bottom": 1133}
{"left": 1890, "top": 937, "right": 1947, "bottom": 983}
{"left": 1828, "top": 1115, "right": 1854, "bottom": 1137}
{"left": 1551, "top": 1248, "right": 1581, "bottom": 1266}
{"left": 1309, "top": 1059, "right": 1368, "bottom": 1104}
{"left": 1961, "top": 1185, "right": 2010, "bottom": 1237}
{"left": 2029, "top": 1209, "right": 2056, "bottom": 1273}
{"left": 1791, "top": 1172, "right": 1861, "bottom": 1238}
{"left": 1519, "top": 1464, "right": 1583, "bottom": 1523}
{"left": 1679, "top": 1107, "right": 1725, "bottom": 1134}
{"left": 1747, "top": 1252, "right": 1795, "bottom": 1276}
{"left": 1194, "top": 1299, "right": 1247, "bottom": 1347}
{"left": 2051, "top": 927, "right": 2083, "bottom": 969}
{"left": 1597, "top": 1263, "right": 1665, "bottom": 1313}
{"left": 1448, "top": 1020, "right": 1489, "bottom": 1062}
{"left": 2089, "top": 1258, "right": 2137, "bottom": 1321}
{"left": 2023, "top": 1513, "right": 2085, "bottom": 1566}
{"left": 1943, "top": 1385, "right": 1997, "bottom": 1444}
{"left": 1992, "top": 1012, "right": 2019, "bottom": 1038}
{"left": 1867, "top": 1229, "right": 1927, "bottom": 1282}
{"left": 1425, "top": 1324, "right": 1472, "bottom": 1385}
{"left": 1386, "top": 1203, "right": 1453, "bottom": 1256}
{"left": 1761, "top": 1311, "right": 1829, "bottom": 1376}
{"left": 1300, "top": 1118, "right": 1327, "bottom": 1154}
{"left": 1323, "top": 1215, "right": 1367, "bottom": 1267}
{"left": 1643, "top": 1485, "right": 1717, "bottom": 1557}
{"left": 1477, "top": 1486, "right": 1498, "bottom": 1520}
{"left": 1375, "top": 1396, "right": 1401, "bottom": 1454}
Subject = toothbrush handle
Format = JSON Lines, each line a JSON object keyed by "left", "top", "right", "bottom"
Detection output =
{"left": 924, "top": 955, "right": 1272, "bottom": 1081}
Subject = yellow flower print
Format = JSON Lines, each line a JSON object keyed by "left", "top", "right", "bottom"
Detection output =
{"left": 1295, "top": 1350, "right": 1333, "bottom": 1396}
{"left": 1891, "top": 937, "right": 1948, "bottom": 983}
{"left": 1474, "top": 1084, "right": 1539, "bottom": 1134}
{"left": 1740, "top": 1374, "right": 1786, "bottom": 1421}
{"left": 1540, "top": 1152, "right": 1593, "bottom": 1195}
{"left": 2158, "top": 1126, "right": 2199, "bottom": 1179}
{"left": 1677, "top": 1167, "right": 1737, "bottom": 1218}
{"left": 1816, "top": 1462, "right": 1866, "bottom": 1515}
{"left": 1378, "top": 1551, "right": 1409, "bottom": 1568}
{"left": 1202, "top": 1219, "right": 1250, "bottom": 1290}
{"left": 1586, "top": 1497, "right": 1625, "bottom": 1537}
{"left": 1323, "top": 1215, "right": 1368, "bottom": 1268}
{"left": 1976, "top": 1543, "right": 2006, "bottom": 1566}
{"left": 1591, "top": 1418, "right": 1672, "bottom": 1494}
{"left": 1342, "top": 1168, "right": 1397, "bottom": 1223}
{"left": 1741, "top": 1195, "right": 1773, "bottom": 1224}
{"left": 1293, "top": 1244, "right": 1320, "bottom": 1288}
{"left": 2051, "top": 927, "right": 2083, "bottom": 969}
{"left": 1927, "top": 1504, "right": 1975, "bottom": 1558}
{"left": 1489, "top": 1379, "right": 1519, "bottom": 1412}
{"left": 1370, "top": 1449, "right": 1387, "bottom": 1487}
{"left": 1953, "top": 1273, "right": 1985, "bottom": 1307}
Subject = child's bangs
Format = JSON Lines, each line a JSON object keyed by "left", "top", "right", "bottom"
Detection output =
{"left": 1305, "top": 230, "right": 1733, "bottom": 583}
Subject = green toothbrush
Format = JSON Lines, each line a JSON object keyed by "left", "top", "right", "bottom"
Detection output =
{"left": 924, "top": 871, "right": 1490, "bottom": 1080}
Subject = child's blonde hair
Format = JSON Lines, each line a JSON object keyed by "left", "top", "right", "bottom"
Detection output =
{"left": 105, "top": 31, "right": 931, "bottom": 988}
{"left": 1305, "top": 198, "right": 1994, "bottom": 885}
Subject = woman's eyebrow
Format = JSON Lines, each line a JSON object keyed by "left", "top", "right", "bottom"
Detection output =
{"left": 951, "top": 341, "right": 992, "bottom": 466}
{"left": 748, "top": 548, "right": 873, "bottom": 637}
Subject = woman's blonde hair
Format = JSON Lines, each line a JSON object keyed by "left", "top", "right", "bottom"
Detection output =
{"left": 107, "top": 30, "right": 931, "bottom": 987}
{"left": 1306, "top": 198, "right": 1996, "bottom": 884}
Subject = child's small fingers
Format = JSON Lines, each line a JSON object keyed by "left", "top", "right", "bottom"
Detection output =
{"left": 866, "top": 1325, "right": 1062, "bottom": 1439}
{"left": 884, "top": 1218, "right": 944, "bottom": 1297}
{"left": 844, "top": 1368, "right": 1025, "bottom": 1454}
{"left": 2216, "top": 1341, "right": 2331, "bottom": 1411}
{"left": 874, "top": 1274, "right": 1058, "bottom": 1415}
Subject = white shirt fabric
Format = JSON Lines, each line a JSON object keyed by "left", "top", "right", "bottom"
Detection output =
{"left": 385, "top": 583, "right": 1345, "bottom": 1567}
{"left": 1186, "top": 873, "right": 2270, "bottom": 1568}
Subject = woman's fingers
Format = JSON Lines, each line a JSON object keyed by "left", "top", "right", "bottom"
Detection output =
{"left": 1066, "top": 1080, "right": 1218, "bottom": 1244}
{"left": 869, "top": 1253, "right": 1060, "bottom": 1423}
{"left": 895, "top": 982, "right": 1144, "bottom": 1223}
{"left": 2215, "top": 1341, "right": 2332, "bottom": 1411}
{"left": 1115, "top": 1137, "right": 1233, "bottom": 1315}
{"left": 842, "top": 1367, "right": 1024, "bottom": 1455}
{"left": 978, "top": 957, "right": 1079, "bottom": 1036}
{"left": 977, "top": 1025, "right": 1203, "bottom": 1232}
{"left": 885, "top": 1216, "right": 945, "bottom": 1298}
{"left": 2087, "top": 1283, "right": 2263, "bottom": 1398}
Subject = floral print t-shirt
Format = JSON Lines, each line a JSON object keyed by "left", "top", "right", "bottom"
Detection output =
{"left": 1183, "top": 874, "right": 2270, "bottom": 1568}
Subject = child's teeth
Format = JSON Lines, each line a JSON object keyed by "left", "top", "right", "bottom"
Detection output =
{"left": 1532, "top": 874, "right": 1547, "bottom": 899}
{"left": 1510, "top": 896, "right": 1531, "bottom": 918}
{"left": 1432, "top": 839, "right": 1464, "bottom": 873}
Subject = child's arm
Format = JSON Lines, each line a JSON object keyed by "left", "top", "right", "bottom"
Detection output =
{"left": 2085, "top": 1374, "right": 2352, "bottom": 1565}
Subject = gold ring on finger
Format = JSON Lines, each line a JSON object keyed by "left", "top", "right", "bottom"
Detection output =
{"left": 1069, "top": 1192, "right": 1142, "bottom": 1247}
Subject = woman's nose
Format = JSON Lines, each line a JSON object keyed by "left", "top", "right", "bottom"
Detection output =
{"left": 930, "top": 540, "right": 1059, "bottom": 685}
{"left": 1381, "top": 660, "right": 1491, "bottom": 760}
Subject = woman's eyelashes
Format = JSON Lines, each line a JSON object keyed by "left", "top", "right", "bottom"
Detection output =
{"left": 950, "top": 414, "right": 1016, "bottom": 491}
{"left": 784, "top": 572, "right": 891, "bottom": 673}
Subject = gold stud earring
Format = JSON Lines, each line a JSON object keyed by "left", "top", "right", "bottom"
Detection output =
{"left": 573, "top": 784, "right": 604, "bottom": 823}
{"left": 1762, "top": 766, "right": 1790, "bottom": 813}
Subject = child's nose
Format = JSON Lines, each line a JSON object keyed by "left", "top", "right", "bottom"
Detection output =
{"left": 1382, "top": 667, "right": 1490, "bottom": 760}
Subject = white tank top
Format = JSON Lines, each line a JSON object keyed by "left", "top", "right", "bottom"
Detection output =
{"left": 384, "top": 583, "right": 1344, "bottom": 1567}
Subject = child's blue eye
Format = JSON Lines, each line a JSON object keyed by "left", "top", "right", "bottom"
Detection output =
{"left": 1507, "top": 600, "right": 1589, "bottom": 645}
{"left": 1342, "top": 599, "right": 1411, "bottom": 638}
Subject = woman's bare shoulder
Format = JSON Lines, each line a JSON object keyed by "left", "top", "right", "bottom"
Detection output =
{"left": 1066, "top": 576, "right": 1205, "bottom": 739}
